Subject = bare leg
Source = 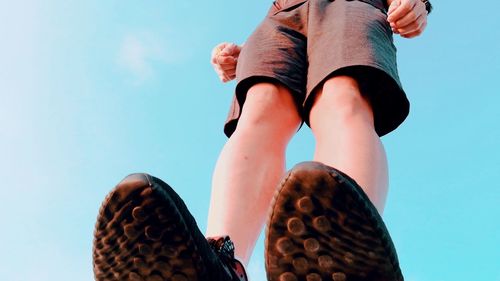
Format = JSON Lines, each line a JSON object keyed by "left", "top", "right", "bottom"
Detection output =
{"left": 309, "top": 76, "right": 389, "bottom": 214}
{"left": 206, "top": 83, "right": 301, "bottom": 265}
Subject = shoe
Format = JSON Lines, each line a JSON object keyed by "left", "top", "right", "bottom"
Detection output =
{"left": 93, "top": 173, "right": 248, "bottom": 281}
{"left": 265, "top": 162, "right": 404, "bottom": 281}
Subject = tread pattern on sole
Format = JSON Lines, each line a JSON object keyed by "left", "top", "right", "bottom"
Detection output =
{"left": 265, "top": 162, "right": 404, "bottom": 281}
{"left": 93, "top": 174, "right": 206, "bottom": 281}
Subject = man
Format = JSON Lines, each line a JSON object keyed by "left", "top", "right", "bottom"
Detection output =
{"left": 92, "top": 0, "right": 432, "bottom": 280}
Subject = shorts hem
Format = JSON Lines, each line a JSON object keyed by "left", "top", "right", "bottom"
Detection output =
{"left": 303, "top": 64, "right": 409, "bottom": 137}
{"left": 223, "top": 74, "right": 305, "bottom": 138}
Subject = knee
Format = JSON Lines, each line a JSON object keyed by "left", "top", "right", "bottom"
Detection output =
{"left": 310, "top": 76, "right": 374, "bottom": 130}
{"left": 235, "top": 82, "right": 301, "bottom": 138}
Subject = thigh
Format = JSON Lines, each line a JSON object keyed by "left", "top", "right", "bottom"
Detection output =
{"left": 225, "top": 2, "right": 309, "bottom": 138}
{"left": 304, "top": 0, "right": 409, "bottom": 136}
{"left": 307, "top": 0, "right": 399, "bottom": 91}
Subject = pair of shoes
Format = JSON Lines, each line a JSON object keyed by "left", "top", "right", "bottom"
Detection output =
{"left": 265, "top": 162, "right": 404, "bottom": 281}
{"left": 92, "top": 173, "right": 248, "bottom": 281}
{"left": 92, "top": 162, "right": 403, "bottom": 281}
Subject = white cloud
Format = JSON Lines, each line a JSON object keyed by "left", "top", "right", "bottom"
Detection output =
{"left": 117, "top": 35, "right": 152, "bottom": 81}
{"left": 116, "top": 32, "right": 184, "bottom": 84}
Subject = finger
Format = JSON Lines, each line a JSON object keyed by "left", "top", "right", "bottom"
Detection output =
{"left": 226, "top": 43, "right": 239, "bottom": 54}
{"left": 394, "top": 10, "right": 419, "bottom": 28}
{"left": 211, "top": 49, "right": 218, "bottom": 64}
{"left": 401, "top": 19, "right": 427, "bottom": 38}
{"left": 213, "top": 42, "right": 228, "bottom": 54}
{"left": 219, "top": 62, "right": 237, "bottom": 71}
{"left": 387, "top": 0, "right": 399, "bottom": 15}
{"left": 216, "top": 55, "right": 237, "bottom": 65}
{"left": 397, "top": 14, "right": 426, "bottom": 35}
{"left": 219, "top": 62, "right": 236, "bottom": 68}
{"left": 221, "top": 72, "right": 230, "bottom": 83}
{"left": 394, "top": 2, "right": 426, "bottom": 27}
{"left": 396, "top": 20, "right": 420, "bottom": 34}
{"left": 217, "top": 59, "right": 235, "bottom": 67}
{"left": 211, "top": 43, "right": 227, "bottom": 64}
{"left": 211, "top": 41, "right": 232, "bottom": 57}
{"left": 232, "top": 44, "right": 242, "bottom": 56}
{"left": 222, "top": 44, "right": 243, "bottom": 59}
{"left": 225, "top": 70, "right": 236, "bottom": 79}
{"left": 222, "top": 72, "right": 236, "bottom": 83}
{"left": 220, "top": 64, "right": 236, "bottom": 71}
{"left": 216, "top": 42, "right": 229, "bottom": 51}
{"left": 225, "top": 67, "right": 236, "bottom": 75}
{"left": 220, "top": 43, "right": 238, "bottom": 56}
{"left": 215, "top": 66, "right": 236, "bottom": 81}
{"left": 390, "top": 22, "right": 400, "bottom": 33}
{"left": 400, "top": 29, "right": 421, "bottom": 39}
{"left": 387, "top": 0, "right": 416, "bottom": 23}
{"left": 397, "top": 23, "right": 419, "bottom": 36}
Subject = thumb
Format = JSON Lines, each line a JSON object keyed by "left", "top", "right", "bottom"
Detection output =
{"left": 388, "top": 0, "right": 399, "bottom": 15}
{"left": 212, "top": 42, "right": 227, "bottom": 58}
{"left": 221, "top": 43, "right": 238, "bottom": 56}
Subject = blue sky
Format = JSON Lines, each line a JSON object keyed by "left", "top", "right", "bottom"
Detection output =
{"left": 0, "top": 0, "right": 499, "bottom": 280}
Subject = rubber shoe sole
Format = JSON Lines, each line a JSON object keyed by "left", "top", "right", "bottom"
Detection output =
{"left": 265, "top": 162, "right": 404, "bottom": 281}
{"left": 93, "top": 173, "right": 210, "bottom": 281}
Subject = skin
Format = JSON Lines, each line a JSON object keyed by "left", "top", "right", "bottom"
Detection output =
{"left": 207, "top": 0, "right": 429, "bottom": 264}
{"left": 387, "top": 0, "right": 428, "bottom": 38}
{"left": 211, "top": 43, "right": 240, "bottom": 82}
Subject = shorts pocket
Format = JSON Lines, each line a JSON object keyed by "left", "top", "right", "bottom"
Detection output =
{"left": 272, "top": 0, "right": 308, "bottom": 15}
{"left": 345, "top": 0, "right": 388, "bottom": 14}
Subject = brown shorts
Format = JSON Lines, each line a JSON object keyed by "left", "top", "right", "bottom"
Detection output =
{"left": 224, "top": 0, "right": 410, "bottom": 137}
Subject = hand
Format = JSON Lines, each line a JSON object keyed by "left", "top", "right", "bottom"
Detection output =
{"left": 387, "top": 0, "right": 428, "bottom": 39}
{"left": 210, "top": 42, "right": 242, "bottom": 83}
